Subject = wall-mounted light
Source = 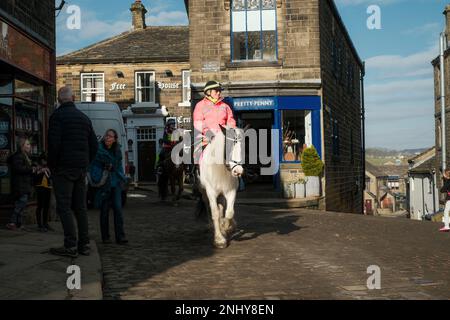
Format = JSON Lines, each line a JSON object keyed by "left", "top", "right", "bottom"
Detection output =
{"left": 165, "top": 70, "right": 173, "bottom": 77}
{"left": 116, "top": 71, "right": 125, "bottom": 78}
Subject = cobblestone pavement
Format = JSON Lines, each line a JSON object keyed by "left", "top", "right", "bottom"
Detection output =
{"left": 89, "top": 190, "right": 450, "bottom": 300}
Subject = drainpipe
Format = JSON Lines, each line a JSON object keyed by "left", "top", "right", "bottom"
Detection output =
{"left": 360, "top": 62, "right": 366, "bottom": 214}
{"left": 440, "top": 31, "right": 447, "bottom": 172}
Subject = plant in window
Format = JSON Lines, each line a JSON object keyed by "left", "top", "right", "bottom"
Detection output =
{"left": 301, "top": 146, "right": 323, "bottom": 177}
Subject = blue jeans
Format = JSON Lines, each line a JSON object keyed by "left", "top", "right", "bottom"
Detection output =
{"left": 100, "top": 187, "right": 125, "bottom": 241}
{"left": 10, "top": 194, "right": 29, "bottom": 227}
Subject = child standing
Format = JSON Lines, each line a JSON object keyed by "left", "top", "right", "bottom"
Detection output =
{"left": 34, "top": 153, "right": 53, "bottom": 232}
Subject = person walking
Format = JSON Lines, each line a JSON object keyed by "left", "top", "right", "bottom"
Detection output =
{"left": 34, "top": 152, "right": 53, "bottom": 232}
{"left": 440, "top": 168, "right": 450, "bottom": 232}
{"left": 89, "top": 129, "right": 128, "bottom": 244}
{"left": 47, "top": 86, "right": 98, "bottom": 258}
{"left": 6, "top": 138, "right": 36, "bottom": 231}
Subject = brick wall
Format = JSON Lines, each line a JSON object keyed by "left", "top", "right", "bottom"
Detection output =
{"left": 56, "top": 62, "right": 192, "bottom": 128}
{"left": 319, "top": 0, "right": 364, "bottom": 214}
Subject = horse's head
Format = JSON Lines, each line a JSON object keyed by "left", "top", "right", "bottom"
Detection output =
{"left": 220, "top": 125, "right": 244, "bottom": 178}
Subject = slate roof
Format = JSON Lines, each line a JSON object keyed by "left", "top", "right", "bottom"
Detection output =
{"left": 409, "top": 156, "right": 436, "bottom": 174}
{"left": 57, "top": 26, "right": 189, "bottom": 65}
{"left": 365, "top": 161, "right": 388, "bottom": 178}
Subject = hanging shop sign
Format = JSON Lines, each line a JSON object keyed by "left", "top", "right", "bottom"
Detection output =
{"left": 0, "top": 18, "right": 53, "bottom": 83}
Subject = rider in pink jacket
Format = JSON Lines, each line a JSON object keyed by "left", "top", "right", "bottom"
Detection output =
{"left": 193, "top": 80, "right": 236, "bottom": 147}
{"left": 192, "top": 81, "right": 237, "bottom": 218}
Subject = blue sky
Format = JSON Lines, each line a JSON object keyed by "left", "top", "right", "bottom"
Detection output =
{"left": 56, "top": 0, "right": 447, "bottom": 150}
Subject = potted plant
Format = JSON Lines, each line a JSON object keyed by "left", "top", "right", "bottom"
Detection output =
{"left": 282, "top": 172, "right": 297, "bottom": 199}
{"left": 301, "top": 146, "right": 324, "bottom": 197}
{"left": 295, "top": 178, "right": 306, "bottom": 199}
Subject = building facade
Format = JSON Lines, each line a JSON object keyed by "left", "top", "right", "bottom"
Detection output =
{"left": 187, "top": 0, "right": 364, "bottom": 213}
{"left": 0, "top": 1, "right": 56, "bottom": 217}
{"left": 56, "top": 1, "right": 190, "bottom": 181}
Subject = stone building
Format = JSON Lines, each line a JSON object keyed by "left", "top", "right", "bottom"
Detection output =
{"left": 186, "top": 0, "right": 365, "bottom": 213}
{"left": 0, "top": 0, "right": 56, "bottom": 220}
{"left": 56, "top": 1, "right": 191, "bottom": 181}
{"left": 57, "top": 1, "right": 190, "bottom": 121}
{"left": 432, "top": 5, "right": 450, "bottom": 197}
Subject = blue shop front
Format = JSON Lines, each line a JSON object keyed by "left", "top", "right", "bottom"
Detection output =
{"left": 225, "top": 96, "right": 322, "bottom": 193}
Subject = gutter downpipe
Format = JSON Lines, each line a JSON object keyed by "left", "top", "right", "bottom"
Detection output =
{"left": 361, "top": 62, "right": 366, "bottom": 214}
{"left": 440, "top": 31, "right": 447, "bottom": 172}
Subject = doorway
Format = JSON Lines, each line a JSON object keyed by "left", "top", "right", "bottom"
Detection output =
{"left": 237, "top": 111, "right": 274, "bottom": 185}
{"left": 138, "top": 141, "right": 156, "bottom": 182}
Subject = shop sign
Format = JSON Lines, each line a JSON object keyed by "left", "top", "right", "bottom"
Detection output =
{"left": 109, "top": 83, "right": 127, "bottom": 91}
{"left": 233, "top": 97, "right": 277, "bottom": 110}
{"left": 0, "top": 18, "right": 52, "bottom": 83}
{"left": 202, "top": 61, "right": 220, "bottom": 73}
{"left": 158, "top": 82, "right": 180, "bottom": 90}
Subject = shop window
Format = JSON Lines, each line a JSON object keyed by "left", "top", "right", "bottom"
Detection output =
{"left": 182, "top": 70, "right": 191, "bottom": 104}
{"left": 81, "top": 73, "right": 105, "bottom": 102}
{"left": 15, "top": 79, "right": 44, "bottom": 103}
{"left": 135, "top": 71, "right": 155, "bottom": 103}
{"left": 231, "top": 0, "right": 277, "bottom": 62}
{"left": 0, "top": 100, "right": 12, "bottom": 200}
{"left": 282, "top": 110, "right": 306, "bottom": 162}
{"left": 0, "top": 77, "right": 13, "bottom": 95}
{"left": 14, "top": 99, "right": 43, "bottom": 157}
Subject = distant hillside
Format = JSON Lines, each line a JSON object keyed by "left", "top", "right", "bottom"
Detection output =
{"left": 366, "top": 147, "right": 429, "bottom": 158}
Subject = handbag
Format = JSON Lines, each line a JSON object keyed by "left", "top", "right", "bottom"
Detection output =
{"left": 87, "top": 166, "right": 110, "bottom": 188}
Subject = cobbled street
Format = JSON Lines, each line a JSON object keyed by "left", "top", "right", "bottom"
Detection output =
{"left": 88, "top": 189, "right": 450, "bottom": 300}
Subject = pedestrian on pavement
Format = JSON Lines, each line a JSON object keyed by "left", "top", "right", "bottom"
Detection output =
{"left": 89, "top": 129, "right": 128, "bottom": 245}
{"left": 47, "top": 86, "right": 99, "bottom": 258}
{"left": 6, "top": 138, "right": 37, "bottom": 231}
{"left": 192, "top": 80, "right": 237, "bottom": 219}
{"left": 34, "top": 152, "right": 53, "bottom": 232}
{"left": 440, "top": 168, "right": 450, "bottom": 232}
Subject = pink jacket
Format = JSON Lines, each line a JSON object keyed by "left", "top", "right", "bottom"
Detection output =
{"left": 193, "top": 98, "right": 236, "bottom": 140}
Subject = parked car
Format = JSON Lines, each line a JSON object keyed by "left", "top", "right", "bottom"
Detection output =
{"left": 75, "top": 102, "right": 130, "bottom": 207}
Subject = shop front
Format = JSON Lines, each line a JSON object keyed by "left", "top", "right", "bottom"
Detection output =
{"left": 0, "top": 18, "right": 55, "bottom": 215}
{"left": 226, "top": 96, "right": 322, "bottom": 192}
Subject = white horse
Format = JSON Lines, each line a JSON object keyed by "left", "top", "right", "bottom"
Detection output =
{"left": 199, "top": 125, "right": 244, "bottom": 249}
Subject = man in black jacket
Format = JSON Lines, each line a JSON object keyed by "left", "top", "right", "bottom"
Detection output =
{"left": 48, "top": 86, "right": 98, "bottom": 258}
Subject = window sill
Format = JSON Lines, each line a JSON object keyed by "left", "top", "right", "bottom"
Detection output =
{"left": 178, "top": 102, "right": 191, "bottom": 107}
{"left": 226, "top": 60, "right": 283, "bottom": 69}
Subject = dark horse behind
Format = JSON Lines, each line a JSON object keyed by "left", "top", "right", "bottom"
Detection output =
{"left": 158, "top": 143, "right": 185, "bottom": 203}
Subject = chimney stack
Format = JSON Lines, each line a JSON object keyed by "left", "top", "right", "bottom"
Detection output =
{"left": 131, "top": 0, "right": 147, "bottom": 30}
{"left": 444, "top": 5, "right": 450, "bottom": 38}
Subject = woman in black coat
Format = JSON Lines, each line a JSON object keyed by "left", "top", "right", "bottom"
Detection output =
{"left": 6, "top": 138, "right": 36, "bottom": 231}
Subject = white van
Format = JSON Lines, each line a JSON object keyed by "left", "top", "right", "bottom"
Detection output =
{"left": 74, "top": 102, "right": 130, "bottom": 206}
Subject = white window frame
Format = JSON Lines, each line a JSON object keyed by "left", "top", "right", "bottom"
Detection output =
{"left": 135, "top": 71, "right": 156, "bottom": 103}
{"left": 137, "top": 127, "right": 156, "bottom": 141}
{"left": 179, "top": 70, "right": 191, "bottom": 107}
{"left": 81, "top": 73, "right": 105, "bottom": 102}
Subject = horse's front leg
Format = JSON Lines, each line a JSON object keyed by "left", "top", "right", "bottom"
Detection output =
{"left": 222, "top": 189, "right": 237, "bottom": 238}
{"left": 206, "top": 188, "right": 227, "bottom": 248}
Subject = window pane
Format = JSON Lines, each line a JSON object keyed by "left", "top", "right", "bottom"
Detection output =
{"left": 248, "top": 31, "right": 261, "bottom": 60}
{"left": 0, "top": 78, "right": 13, "bottom": 95}
{"left": 262, "top": 31, "right": 276, "bottom": 60}
{"left": 247, "top": 10, "right": 261, "bottom": 32}
{"left": 262, "top": 9, "right": 276, "bottom": 30}
{"left": 232, "top": 32, "right": 247, "bottom": 60}
{"left": 247, "top": 0, "right": 260, "bottom": 10}
{"left": 233, "top": 0, "right": 245, "bottom": 10}
{"left": 232, "top": 11, "right": 246, "bottom": 32}
{"left": 262, "top": 0, "right": 275, "bottom": 9}
{"left": 282, "top": 110, "right": 305, "bottom": 162}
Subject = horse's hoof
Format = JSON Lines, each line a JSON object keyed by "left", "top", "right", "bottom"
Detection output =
{"left": 214, "top": 240, "right": 228, "bottom": 249}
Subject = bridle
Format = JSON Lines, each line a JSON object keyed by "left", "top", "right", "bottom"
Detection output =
{"left": 223, "top": 129, "right": 244, "bottom": 172}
